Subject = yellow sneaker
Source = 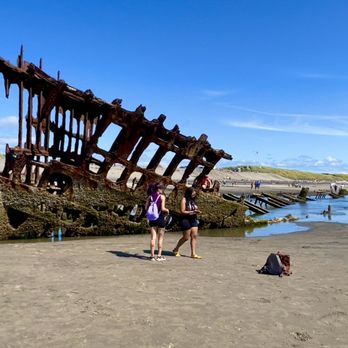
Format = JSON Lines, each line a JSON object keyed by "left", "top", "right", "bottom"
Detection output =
{"left": 172, "top": 250, "right": 181, "bottom": 257}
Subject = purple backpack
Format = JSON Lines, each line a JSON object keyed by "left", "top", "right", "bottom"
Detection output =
{"left": 146, "top": 195, "right": 160, "bottom": 221}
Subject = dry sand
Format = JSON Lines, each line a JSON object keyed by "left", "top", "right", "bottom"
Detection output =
{"left": 0, "top": 223, "right": 347, "bottom": 348}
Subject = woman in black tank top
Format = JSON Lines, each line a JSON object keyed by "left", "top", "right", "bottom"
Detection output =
{"left": 172, "top": 187, "right": 202, "bottom": 259}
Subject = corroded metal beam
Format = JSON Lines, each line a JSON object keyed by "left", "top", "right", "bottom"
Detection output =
{"left": 0, "top": 50, "right": 232, "bottom": 193}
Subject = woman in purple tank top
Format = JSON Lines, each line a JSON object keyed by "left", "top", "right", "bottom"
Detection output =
{"left": 145, "top": 183, "right": 169, "bottom": 261}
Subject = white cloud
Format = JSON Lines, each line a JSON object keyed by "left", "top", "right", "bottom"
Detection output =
{"left": 201, "top": 89, "right": 237, "bottom": 98}
{"left": 230, "top": 155, "right": 348, "bottom": 174}
{"left": 226, "top": 120, "right": 283, "bottom": 132}
{"left": 224, "top": 120, "right": 348, "bottom": 137}
{"left": 316, "top": 156, "right": 343, "bottom": 168}
{"left": 300, "top": 73, "right": 348, "bottom": 80}
{"left": 0, "top": 116, "right": 17, "bottom": 126}
{"left": 289, "top": 156, "right": 347, "bottom": 173}
{"left": 217, "top": 103, "right": 348, "bottom": 121}
{"left": 326, "top": 156, "right": 339, "bottom": 163}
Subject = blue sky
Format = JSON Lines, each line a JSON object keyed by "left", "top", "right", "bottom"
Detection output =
{"left": 1, "top": 0, "right": 348, "bottom": 173}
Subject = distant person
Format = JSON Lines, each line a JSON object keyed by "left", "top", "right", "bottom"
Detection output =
{"left": 201, "top": 175, "right": 213, "bottom": 190}
{"left": 172, "top": 187, "right": 202, "bottom": 259}
{"left": 212, "top": 179, "right": 220, "bottom": 193}
{"left": 131, "top": 177, "right": 137, "bottom": 190}
{"left": 330, "top": 183, "right": 339, "bottom": 194}
{"left": 145, "top": 183, "right": 169, "bottom": 261}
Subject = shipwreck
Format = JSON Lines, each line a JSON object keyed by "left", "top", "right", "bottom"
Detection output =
{"left": 0, "top": 48, "right": 246, "bottom": 240}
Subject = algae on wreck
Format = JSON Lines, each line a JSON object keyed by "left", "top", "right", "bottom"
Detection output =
{"left": 0, "top": 175, "right": 246, "bottom": 240}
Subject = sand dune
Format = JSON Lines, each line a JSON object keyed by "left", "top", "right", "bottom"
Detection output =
{"left": 1, "top": 156, "right": 335, "bottom": 195}
{"left": 0, "top": 156, "right": 294, "bottom": 183}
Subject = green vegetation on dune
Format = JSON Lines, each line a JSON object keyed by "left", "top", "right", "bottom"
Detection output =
{"left": 225, "top": 166, "right": 348, "bottom": 181}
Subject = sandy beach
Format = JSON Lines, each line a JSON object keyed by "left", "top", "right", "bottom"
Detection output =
{"left": 0, "top": 222, "right": 347, "bottom": 348}
{"left": 0, "top": 157, "right": 337, "bottom": 197}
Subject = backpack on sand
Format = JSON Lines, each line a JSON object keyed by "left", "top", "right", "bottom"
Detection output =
{"left": 146, "top": 195, "right": 160, "bottom": 221}
{"left": 257, "top": 252, "right": 292, "bottom": 277}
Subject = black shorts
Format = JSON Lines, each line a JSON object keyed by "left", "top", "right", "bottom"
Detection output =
{"left": 180, "top": 216, "right": 199, "bottom": 230}
{"left": 148, "top": 213, "right": 166, "bottom": 228}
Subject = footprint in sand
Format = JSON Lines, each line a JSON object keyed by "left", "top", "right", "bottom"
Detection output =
{"left": 291, "top": 331, "right": 312, "bottom": 342}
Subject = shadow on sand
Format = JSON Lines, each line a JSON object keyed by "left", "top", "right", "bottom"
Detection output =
{"left": 142, "top": 250, "right": 192, "bottom": 258}
{"left": 107, "top": 250, "right": 192, "bottom": 260}
{"left": 142, "top": 249, "right": 175, "bottom": 257}
{"left": 107, "top": 251, "right": 149, "bottom": 260}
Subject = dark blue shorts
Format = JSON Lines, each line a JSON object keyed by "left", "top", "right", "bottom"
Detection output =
{"left": 180, "top": 216, "right": 199, "bottom": 230}
{"left": 148, "top": 213, "right": 166, "bottom": 228}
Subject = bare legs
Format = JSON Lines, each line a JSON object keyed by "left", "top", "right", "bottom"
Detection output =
{"left": 173, "top": 229, "right": 190, "bottom": 253}
{"left": 173, "top": 227, "right": 200, "bottom": 258}
{"left": 150, "top": 227, "right": 157, "bottom": 258}
{"left": 190, "top": 227, "right": 198, "bottom": 257}
{"left": 157, "top": 228, "right": 165, "bottom": 257}
{"left": 150, "top": 227, "right": 165, "bottom": 258}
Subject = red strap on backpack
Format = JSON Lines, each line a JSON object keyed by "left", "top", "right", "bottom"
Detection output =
{"left": 277, "top": 252, "right": 292, "bottom": 276}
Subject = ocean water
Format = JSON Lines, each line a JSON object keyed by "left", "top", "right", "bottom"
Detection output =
{"left": 200, "top": 195, "right": 348, "bottom": 238}
{"left": 261, "top": 195, "right": 348, "bottom": 224}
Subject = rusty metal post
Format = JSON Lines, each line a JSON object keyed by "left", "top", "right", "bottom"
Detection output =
{"left": 18, "top": 81, "right": 24, "bottom": 148}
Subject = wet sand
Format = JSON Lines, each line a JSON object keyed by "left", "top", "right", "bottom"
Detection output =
{"left": 0, "top": 223, "right": 347, "bottom": 347}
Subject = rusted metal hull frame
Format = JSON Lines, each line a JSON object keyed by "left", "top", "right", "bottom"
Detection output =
{"left": 0, "top": 51, "right": 232, "bottom": 193}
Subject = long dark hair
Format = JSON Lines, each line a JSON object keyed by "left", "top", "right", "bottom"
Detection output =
{"left": 184, "top": 187, "right": 195, "bottom": 201}
{"left": 147, "top": 183, "right": 157, "bottom": 195}
{"left": 184, "top": 187, "right": 197, "bottom": 211}
{"left": 147, "top": 183, "right": 164, "bottom": 198}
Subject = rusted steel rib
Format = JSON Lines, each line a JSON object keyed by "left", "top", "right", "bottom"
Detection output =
{"left": 0, "top": 49, "right": 232, "bottom": 193}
